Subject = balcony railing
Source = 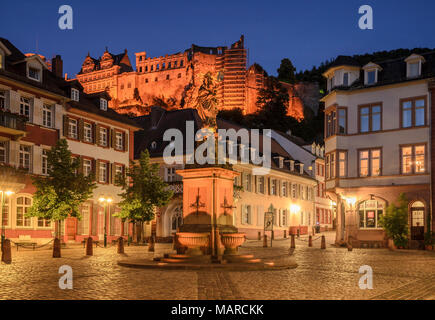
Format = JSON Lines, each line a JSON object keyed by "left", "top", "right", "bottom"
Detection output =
{"left": 0, "top": 109, "right": 27, "bottom": 138}
{"left": 167, "top": 181, "right": 183, "bottom": 194}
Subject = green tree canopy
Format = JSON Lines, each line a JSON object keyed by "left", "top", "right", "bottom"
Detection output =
{"left": 28, "top": 139, "right": 96, "bottom": 221}
{"left": 379, "top": 193, "right": 409, "bottom": 247}
{"left": 277, "top": 58, "right": 296, "bottom": 84}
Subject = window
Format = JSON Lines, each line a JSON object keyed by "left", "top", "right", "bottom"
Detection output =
{"left": 71, "top": 88, "right": 79, "bottom": 102}
{"left": 139, "top": 67, "right": 142, "bottom": 72}
{"left": 242, "top": 205, "right": 251, "bottom": 224}
{"left": 401, "top": 145, "right": 426, "bottom": 174}
{"left": 68, "top": 118, "right": 78, "bottom": 139}
{"left": 155, "top": 77, "right": 158, "bottom": 82}
{"left": 0, "top": 141, "right": 7, "bottom": 163}
{"left": 366, "top": 70, "right": 376, "bottom": 85}
{"left": 28, "top": 67, "right": 40, "bottom": 81}
{"left": 338, "top": 151, "right": 347, "bottom": 177}
{"left": 99, "top": 127, "right": 108, "bottom": 147}
{"left": 150, "top": 141, "right": 157, "bottom": 149}
{"left": 145, "top": 78, "right": 148, "bottom": 83}
{"left": 270, "top": 179, "right": 277, "bottom": 196}
{"left": 326, "top": 154, "right": 330, "bottom": 179}
{"left": 256, "top": 176, "right": 264, "bottom": 194}
{"left": 83, "top": 159, "right": 92, "bottom": 177}
{"left": 281, "top": 182, "right": 288, "bottom": 197}
{"left": 16, "top": 197, "right": 32, "bottom": 227}
{"left": 401, "top": 98, "right": 426, "bottom": 128}
{"left": 330, "top": 153, "right": 336, "bottom": 178}
{"left": 42, "top": 104, "right": 52, "bottom": 127}
{"left": 99, "top": 162, "right": 108, "bottom": 183}
{"left": 326, "top": 111, "right": 336, "bottom": 137}
{"left": 343, "top": 72, "right": 349, "bottom": 86}
{"left": 0, "top": 90, "right": 6, "bottom": 109}
{"left": 100, "top": 99, "right": 108, "bottom": 111}
{"left": 171, "top": 206, "right": 183, "bottom": 231}
{"left": 244, "top": 173, "right": 252, "bottom": 192}
{"left": 2, "top": 196, "right": 9, "bottom": 227}
{"left": 77, "top": 204, "right": 90, "bottom": 235}
{"left": 359, "top": 200, "right": 384, "bottom": 229}
{"left": 20, "top": 97, "right": 31, "bottom": 117}
{"left": 19, "top": 145, "right": 31, "bottom": 171}
{"left": 359, "top": 104, "right": 381, "bottom": 133}
{"left": 37, "top": 218, "right": 50, "bottom": 228}
{"left": 180, "top": 60, "right": 183, "bottom": 67}
{"left": 115, "top": 164, "right": 124, "bottom": 183}
{"left": 408, "top": 62, "right": 420, "bottom": 78}
{"left": 337, "top": 108, "right": 347, "bottom": 134}
{"left": 165, "top": 167, "right": 176, "bottom": 182}
{"left": 84, "top": 122, "right": 92, "bottom": 142}
{"left": 359, "top": 149, "right": 381, "bottom": 177}
{"left": 166, "top": 74, "right": 170, "bottom": 80}
{"left": 178, "top": 73, "right": 181, "bottom": 78}
{"left": 292, "top": 183, "right": 297, "bottom": 198}
{"left": 42, "top": 149, "right": 48, "bottom": 175}
{"left": 115, "top": 131, "right": 123, "bottom": 150}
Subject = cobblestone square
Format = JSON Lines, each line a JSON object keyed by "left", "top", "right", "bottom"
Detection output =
{"left": 0, "top": 232, "right": 434, "bottom": 300}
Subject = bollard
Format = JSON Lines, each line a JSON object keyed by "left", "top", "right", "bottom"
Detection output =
{"left": 173, "top": 234, "right": 178, "bottom": 250}
{"left": 263, "top": 234, "right": 268, "bottom": 248}
{"left": 53, "top": 237, "right": 61, "bottom": 258}
{"left": 258, "top": 231, "right": 261, "bottom": 241}
{"left": 117, "top": 237, "right": 124, "bottom": 254}
{"left": 1, "top": 239, "right": 11, "bottom": 264}
{"left": 297, "top": 228, "right": 300, "bottom": 238}
{"left": 148, "top": 236, "right": 155, "bottom": 252}
{"left": 291, "top": 234, "right": 295, "bottom": 249}
{"left": 308, "top": 235, "right": 313, "bottom": 247}
{"left": 271, "top": 230, "right": 274, "bottom": 240}
{"left": 284, "top": 230, "right": 287, "bottom": 239}
{"left": 321, "top": 235, "right": 326, "bottom": 249}
{"left": 347, "top": 243, "right": 353, "bottom": 251}
{"left": 86, "top": 237, "right": 93, "bottom": 256}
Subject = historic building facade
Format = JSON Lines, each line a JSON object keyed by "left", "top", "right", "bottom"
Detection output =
{"left": 322, "top": 53, "right": 434, "bottom": 248}
{"left": 134, "top": 107, "right": 317, "bottom": 240}
{"left": 75, "top": 36, "right": 306, "bottom": 120}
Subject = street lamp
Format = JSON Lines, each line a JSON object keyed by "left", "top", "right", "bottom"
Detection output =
{"left": 0, "top": 190, "right": 14, "bottom": 250}
{"left": 98, "top": 196, "right": 112, "bottom": 247}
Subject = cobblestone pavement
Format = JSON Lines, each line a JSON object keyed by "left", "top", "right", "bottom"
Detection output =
{"left": 0, "top": 232, "right": 434, "bottom": 300}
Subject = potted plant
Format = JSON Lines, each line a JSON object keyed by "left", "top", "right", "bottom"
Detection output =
{"left": 379, "top": 193, "right": 409, "bottom": 250}
{"left": 424, "top": 232, "right": 434, "bottom": 251}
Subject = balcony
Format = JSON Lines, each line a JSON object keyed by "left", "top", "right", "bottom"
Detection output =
{"left": 0, "top": 109, "right": 27, "bottom": 140}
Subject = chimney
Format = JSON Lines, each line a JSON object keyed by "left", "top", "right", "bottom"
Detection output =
{"left": 51, "top": 55, "right": 63, "bottom": 78}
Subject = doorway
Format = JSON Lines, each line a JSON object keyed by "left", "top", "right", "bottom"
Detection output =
{"left": 410, "top": 201, "right": 425, "bottom": 241}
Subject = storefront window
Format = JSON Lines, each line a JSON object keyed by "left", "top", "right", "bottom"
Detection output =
{"left": 359, "top": 200, "right": 384, "bottom": 229}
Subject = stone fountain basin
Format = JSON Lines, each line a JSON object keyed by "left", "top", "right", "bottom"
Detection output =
{"left": 221, "top": 233, "right": 246, "bottom": 252}
{"left": 176, "top": 232, "right": 209, "bottom": 248}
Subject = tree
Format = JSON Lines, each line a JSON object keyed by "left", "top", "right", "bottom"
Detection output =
{"left": 379, "top": 193, "right": 409, "bottom": 248}
{"left": 115, "top": 150, "right": 173, "bottom": 243}
{"left": 28, "top": 139, "right": 96, "bottom": 236}
{"left": 277, "top": 58, "right": 296, "bottom": 84}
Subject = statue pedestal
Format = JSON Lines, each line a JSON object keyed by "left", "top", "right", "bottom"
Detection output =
{"left": 176, "top": 167, "right": 241, "bottom": 259}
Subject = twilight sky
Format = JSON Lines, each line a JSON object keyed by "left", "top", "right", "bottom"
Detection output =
{"left": 1, "top": 0, "right": 435, "bottom": 78}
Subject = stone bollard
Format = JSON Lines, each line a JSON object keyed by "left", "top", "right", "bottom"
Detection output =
{"left": 271, "top": 231, "right": 274, "bottom": 240}
{"left": 284, "top": 230, "right": 287, "bottom": 239}
{"left": 1, "top": 239, "right": 12, "bottom": 264}
{"left": 308, "top": 235, "right": 313, "bottom": 247}
{"left": 148, "top": 236, "right": 155, "bottom": 252}
{"left": 263, "top": 234, "right": 268, "bottom": 248}
{"left": 117, "top": 237, "right": 124, "bottom": 254}
{"left": 291, "top": 234, "right": 295, "bottom": 249}
{"left": 86, "top": 237, "right": 93, "bottom": 256}
{"left": 347, "top": 243, "right": 353, "bottom": 251}
{"left": 53, "top": 237, "right": 61, "bottom": 258}
{"left": 321, "top": 235, "right": 326, "bottom": 249}
{"left": 258, "top": 231, "right": 261, "bottom": 241}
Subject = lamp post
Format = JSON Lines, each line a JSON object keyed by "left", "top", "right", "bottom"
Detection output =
{"left": 99, "top": 197, "right": 112, "bottom": 248}
{"left": 0, "top": 190, "right": 14, "bottom": 250}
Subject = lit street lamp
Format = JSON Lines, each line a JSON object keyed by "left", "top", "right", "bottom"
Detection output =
{"left": 0, "top": 190, "right": 14, "bottom": 250}
{"left": 98, "top": 196, "right": 112, "bottom": 247}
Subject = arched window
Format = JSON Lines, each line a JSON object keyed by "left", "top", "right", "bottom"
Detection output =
{"left": 358, "top": 200, "right": 384, "bottom": 229}
{"left": 171, "top": 206, "right": 183, "bottom": 231}
{"left": 16, "top": 196, "right": 32, "bottom": 227}
{"left": 411, "top": 201, "right": 425, "bottom": 240}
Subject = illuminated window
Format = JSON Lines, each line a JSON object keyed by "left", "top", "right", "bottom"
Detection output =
{"left": 359, "top": 200, "right": 384, "bottom": 229}
{"left": 401, "top": 145, "right": 426, "bottom": 174}
{"left": 338, "top": 151, "right": 347, "bottom": 177}
{"left": 359, "top": 149, "right": 381, "bottom": 177}
{"left": 16, "top": 197, "right": 32, "bottom": 227}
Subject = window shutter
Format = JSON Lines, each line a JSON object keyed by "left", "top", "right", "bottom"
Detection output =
{"left": 124, "top": 132, "right": 129, "bottom": 152}
{"left": 248, "top": 206, "right": 251, "bottom": 225}
{"left": 110, "top": 129, "right": 115, "bottom": 149}
{"left": 63, "top": 115, "right": 69, "bottom": 137}
{"left": 241, "top": 172, "right": 245, "bottom": 190}
{"left": 95, "top": 124, "right": 100, "bottom": 145}
{"left": 93, "top": 123, "right": 98, "bottom": 144}
{"left": 94, "top": 159, "right": 99, "bottom": 182}
{"left": 278, "top": 180, "right": 281, "bottom": 197}
{"left": 254, "top": 176, "right": 258, "bottom": 193}
{"left": 268, "top": 177, "right": 271, "bottom": 195}
{"left": 108, "top": 163, "right": 113, "bottom": 184}
{"left": 79, "top": 119, "right": 84, "bottom": 141}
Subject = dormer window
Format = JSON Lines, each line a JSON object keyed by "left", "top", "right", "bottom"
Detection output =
{"left": 28, "top": 67, "right": 41, "bottom": 81}
{"left": 405, "top": 54, "right": 425, "bottom": 79}
{"left": 100, "top": 98, "right": 107, "bottom": 111}
{"left": 343, "top": 72, "right": 349, "bottom": 86}
{"left": 71, "top": 88, "right": 79, "bottom": 102}
{"left": 363, "top": 62, "right": 382, "bottom": 86}
{"left": 151, "top": 141, "right": 157, "bottom": 150}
